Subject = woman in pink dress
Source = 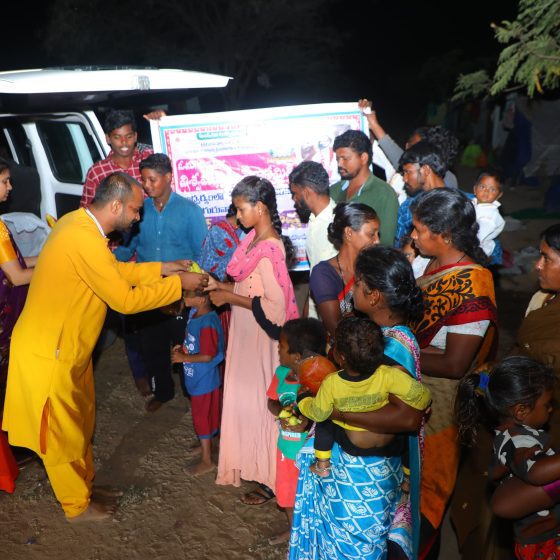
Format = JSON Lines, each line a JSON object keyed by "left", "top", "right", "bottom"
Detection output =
{"left": 207, "top": 176, "right": 298, "bottom": 503}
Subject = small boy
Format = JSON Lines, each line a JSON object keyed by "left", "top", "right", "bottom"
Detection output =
{"left": 472, "top": 170, "right": 505, "bottom": 258}
{"left": 171, "top": 290, "right": 224, "bottom": 475}
{"left": 266, "top": 318, "right": 327, "bottom": 545}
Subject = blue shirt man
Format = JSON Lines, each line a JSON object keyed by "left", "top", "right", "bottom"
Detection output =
{"left": 114, "top": 191, "right": 207, "bottom": 263}
{"left": 115, "top": 153, "right": 207, "bottom": 412}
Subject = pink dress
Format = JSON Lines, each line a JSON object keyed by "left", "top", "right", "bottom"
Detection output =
{"left": 216, "top": 241, "right": 289, "bottom": 490}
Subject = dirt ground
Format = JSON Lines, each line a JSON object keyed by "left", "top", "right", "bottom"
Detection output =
{"left": 1, "top": 180, "right": 559, "bottom": 560}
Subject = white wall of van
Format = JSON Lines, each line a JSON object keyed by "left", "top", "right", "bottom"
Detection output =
{"left": 0, "top": 67, "right": 231, "bottom": 219}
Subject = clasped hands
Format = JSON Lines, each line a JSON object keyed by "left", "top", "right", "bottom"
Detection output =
{"left": 161, "top": 260, "right": 209, "bottom": 292}
{"left": 203, "top": 276, "right": 233, "bottom": 307}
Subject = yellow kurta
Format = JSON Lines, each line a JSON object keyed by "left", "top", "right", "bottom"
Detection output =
{"left": 2, "top": 209, "right": 182, "bottom": 465}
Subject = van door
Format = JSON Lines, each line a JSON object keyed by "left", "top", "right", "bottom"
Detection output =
{"left": 0, "top": 111, "right": 107, "bottom": 218}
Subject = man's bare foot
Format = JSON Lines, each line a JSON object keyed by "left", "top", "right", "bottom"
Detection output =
{"left": 67, "top": 501, "right": 116, "bottom": 523}
{"left": 268, "top": 529, "right": 291, "bottom": 545}
{"left": 186, "top": 461, "right": 216, "bottom": 476}
{"left": 310, "top": 459, "right": 331, "bottom": 477}
{"left": 92, "top": 485, "right": 124, "bottom": 498}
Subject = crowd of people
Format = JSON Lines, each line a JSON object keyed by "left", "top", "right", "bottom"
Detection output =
{"left": 0, "top": 102, "right": 559, "bottom": 559}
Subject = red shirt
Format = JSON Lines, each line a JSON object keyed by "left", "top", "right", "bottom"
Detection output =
{"left": 80, "top": 146, "right": 153, "bottom": 208}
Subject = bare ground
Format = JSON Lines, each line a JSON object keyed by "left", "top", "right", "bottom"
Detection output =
{"left": 1, "top": 181, "right": 558, "bottom": 560}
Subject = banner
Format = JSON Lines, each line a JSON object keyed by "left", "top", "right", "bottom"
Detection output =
{"left": 151, "top": 103, "right": 368, "bottom": 270}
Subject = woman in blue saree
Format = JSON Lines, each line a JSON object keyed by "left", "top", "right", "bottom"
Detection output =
{"left": 289, "top": 246, "right": 426, "bottom": 559}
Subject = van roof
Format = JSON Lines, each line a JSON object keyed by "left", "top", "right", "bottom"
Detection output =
{"left": 0, "top": 66, "right": 232, "bottom": 112}
{"left": 0, "top": 67, "right": 231, "bottom": 94}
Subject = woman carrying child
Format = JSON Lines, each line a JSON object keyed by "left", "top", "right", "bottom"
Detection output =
{"left": 456, "top": 356, "right": 560, "bottom": 559}
{"left": 207, "top": 176, "right": 298, "bottom": 504}
{"left": 336, "top": 245, "right": 425, "bottom": 558}
{"left": 290, "top": 316, "right": 431, "bottom": 559}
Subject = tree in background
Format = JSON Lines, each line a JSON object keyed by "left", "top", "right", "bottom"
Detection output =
{"left": 453, "top": 0, "right": 560, "bottom": 100}
{"left": 43, "top": 0, "right": 342, "bottom": 110}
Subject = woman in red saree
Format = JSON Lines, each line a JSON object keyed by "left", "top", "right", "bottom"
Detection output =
{"left": 0, "top": 159, "right": 37, "bottom": 493}
{"left": 409, "top": 188, "right": 497, "bottom": 558}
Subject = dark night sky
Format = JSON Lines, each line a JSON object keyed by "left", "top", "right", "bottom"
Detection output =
{"left": 2, "top": 0, "right": 518, "bottom": 138}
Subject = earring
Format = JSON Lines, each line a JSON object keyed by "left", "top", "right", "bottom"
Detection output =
{"left": 258, "top": 209, "right": 262, "bottom": 216}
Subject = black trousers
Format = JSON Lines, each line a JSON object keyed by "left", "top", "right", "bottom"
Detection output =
{"left": 124, "top": 309, "right": 187, "bottom": 402}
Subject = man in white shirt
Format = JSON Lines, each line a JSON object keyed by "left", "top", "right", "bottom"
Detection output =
{"left": 289, "top": 161, "right": 337, "bottom": 317}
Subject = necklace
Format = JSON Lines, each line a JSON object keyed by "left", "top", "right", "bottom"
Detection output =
{"left": 336, "top": 253, "right": 344, "bottom": 281}
{"left": 432, "top": 252, "right": 466, "bottom": 270}
{"left": 247, "top": 225, "right": 273, "bottom": 252}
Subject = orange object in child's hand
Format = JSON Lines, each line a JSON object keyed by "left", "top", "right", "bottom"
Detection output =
{"left": 298, "top": 355, "right": 336, "bottom": 394}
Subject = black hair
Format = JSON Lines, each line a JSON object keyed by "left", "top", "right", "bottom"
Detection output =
{"left": 455, "top": 356, "right": 556, "bottom": 446}
{"left": 398, "top": 140, "right": 447, "bottom": 179}
{"left": 91, "top": 172, "right": 140, "bottom": 207}
{"left": 139, "top": 153, "right": 172, "bottom": 175}
{"left": 540, "top": 224, "right": 560, "bottom": 253}
{"left": 410, "top": 188, "right": 488, "bottom": 265}
{"left": 288, "top": 161, "right": 330, "bottom": 196}
{"left": 334, "top": 316, "right": 384, "bottom": 376}
{"left": 281, "top": 318, "right": 327, "bottom": 357}
{"left": 231, "top": 175, "right": 296, "bottom": 266}
{"left": 226, "top": 203, "right": 237, "bottom": 219}
{"left": 333, "top": 129, "right": 372, "bottom": 165}
{"left": 0, "top": 158, "right": 11, "bottom": 175}
{"left": 327, "top": 202, "right": 379, "bottom": 250}
{"left": 412, "top": 126, "right": 459, "bottom": 169}
{"left": 104, "top": 109, "right": 136, "bottom": 134}
{"left": 475, "top": 168, "right": 503, "bottom": 186}
{"left": 355, "top": 246, "right": 424, "bottom": 323}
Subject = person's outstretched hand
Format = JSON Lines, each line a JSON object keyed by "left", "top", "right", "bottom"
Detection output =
{"left": 208, "top": 289, "right": 230, "bottom": 307}
{"left": 179, "top": 271, "right": 209, "bottom": 291}
{"left": 162, "top": 260, "right": 192, "bottom": 276}
{"left": 358, "top": 98, "right": 385, "bottom": 140}
{"left": 143, "top": 110, "right": 167, "bottom": 121}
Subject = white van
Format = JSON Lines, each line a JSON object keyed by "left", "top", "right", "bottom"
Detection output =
{"left": 0, "top": 67, "right": 231, "bottom": 219}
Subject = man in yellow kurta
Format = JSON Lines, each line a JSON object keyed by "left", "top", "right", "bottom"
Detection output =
{"left": 2, "top": 172, "right": 207, "bottom": 521}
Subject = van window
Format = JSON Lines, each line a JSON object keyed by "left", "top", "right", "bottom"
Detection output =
{"left": 36, "top": 121, "right": 100, "bottom": 184}
{"left": 1, "top": 123, "right": 34, "bottom": 167}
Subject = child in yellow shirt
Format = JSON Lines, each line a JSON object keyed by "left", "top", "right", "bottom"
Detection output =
{"left": 298, "top": 316, "right": 431, "bottom": 476}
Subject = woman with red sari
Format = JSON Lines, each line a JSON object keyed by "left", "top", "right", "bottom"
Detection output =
{"left": 409, "top": 188, "right": 497, "bottom": 558}
{"left": 309, "top": 202, "right": 380, "bottom": 339}
{"left": 0, "top": 159, "right": 37, "bottom": 493}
